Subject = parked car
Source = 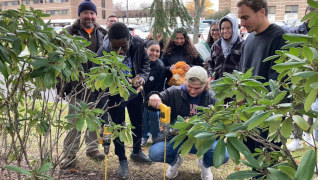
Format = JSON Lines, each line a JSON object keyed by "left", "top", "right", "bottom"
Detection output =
{"left": 127, "top": 24, "right": 150, "bottom": 39}
{"left": 199, "top": 26, "right": 210, "bottom": 41}
{"left": 198, "top": 23, "right": 210, "bottom": 37}
{"left": 202, "top": 19, "right": 215, "bottom": 25}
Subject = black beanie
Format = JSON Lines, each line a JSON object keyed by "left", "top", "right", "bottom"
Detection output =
{"left": 78, "top": 0, "right": 97, "bottom": 16}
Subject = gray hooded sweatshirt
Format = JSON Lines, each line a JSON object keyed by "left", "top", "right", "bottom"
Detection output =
{"left": 219, "top": 13, "right": 239, "bottom": 58}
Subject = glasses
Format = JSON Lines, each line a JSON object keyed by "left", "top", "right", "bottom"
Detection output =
{"left": 211, "top": 28, "right": 219, "bottom": 31}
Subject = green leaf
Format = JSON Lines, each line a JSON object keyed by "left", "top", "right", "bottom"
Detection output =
{"left": 28, "top": 37, "right": 38, "bottom": 55}
{"left": 283, "top": 33, "right": 312, "bottom": 43}
{"left": 194, "top": 132, "right": 215, "bottom": 139}
{"left": 244, "top": 112, "right": 271, "bottom": 130}
{"left": 278, "top": 165, "right": 296, "bottom": 178}
{"left": 226, "top": 140, "right": 240, "bottom": 164}
{"left": 307, "top": 0, "right": 318, "bottom": 10}
{"left": 243, "top": 106, "right": 267, "bottom": 113}
{"left": 39, "top": 162, "right": 52, "bottom": 173}
{"left": 295, "top": 150, "right": 316, "bottom": 180}
{"left": 258, "top": 99, "right": 272, "bottom": 105}
{"left": 273, "top": 91, "right": 287, "bottom": 105}
{"left": 265, "top": 114, "right": 283, "bottom": 122}
{"left": 304, "top": 89, "right": 317, "bottom": 112}
{"left": 179, "top": 137, "right": 194, "bottom": 157}
{"left": 196, "top": 137, "right": 216, "bottom": 158}
{"left": 213, "top": 138, "right": 226, "bottom": 168}
{"left": 292, "top": 115, "right": 309, "bottom": 131}
{"left": 228, "top": 137, "right": 259, "bottom": 168}
{"left": 0, "top": 60, "right": 9, "bottom": 79}
{"left": 272, "top": 62, "right": 306, "bottom": 72}
{"left": 302, "top": 47, "right": 314, "bottom": 62}
{"left": 76, "top": 118, "right": 84, "bottom": 131}
{"left": 227, "top": 170, "right": 260, "bottom": 179}
{"left": 293, "top": 71, "right": 316, "bottom": 78}
{"left": 268, "top": 168, "right": 291, "bottom": 180}
{"left": 281, "top": 118, "right": 293, "bottom": 138}
{"left": 12, "top": 38, "right": 22, "bottom": 55}
{"left": 276, "top": 103, "right": 293, "bottom": 108}
{"left": 262, "top": 55, "right": 279, "bottom": 62}
{"left": 5, "top": 165, "right": 32, "bottom": 176}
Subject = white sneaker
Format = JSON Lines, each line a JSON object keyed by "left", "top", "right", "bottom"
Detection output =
{"left": 303, "top": 132, "right": 315, "bottom": 147}
{"left": 197, "top": 158, "right": 213, "bottom": 180}
{"left": 287, "top": 138, "right": 304, "bottom": 151}
{"left": 166, "top": 155, "right": 183, "bottom": 179}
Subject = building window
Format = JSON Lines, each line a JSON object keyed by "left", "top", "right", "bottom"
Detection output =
{"left": 101, "top": 0, "right": 105, "bottom": 8}
{"left": 269, "top": 6, "right": 276, "bottom": 14}
{"left": 46, "top": 9, "right": 69, "bottom": 16}
{"left": 22, "top": 0, "right": 43, "bottom": 5}
{"left": 2, "top": 1, "right": 20, "bottom": 6}
{"left": 45, "top": 0, "right": 68, "bottom": 3}
{"left": 102, "top": 10, "right": 106, "bottom": 19}
{"left": 285, "top": 5, "right": 298, "bottom": 13}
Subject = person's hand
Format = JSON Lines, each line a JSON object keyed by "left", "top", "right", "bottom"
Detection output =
{"left": 170, "top": 64, "right": 176, "bottom": 71}
{"left": 148, "top": 94, "right": 162, "bottom": 109}
{"left": 135, "top": 76, "right": 145, "bottom": 87}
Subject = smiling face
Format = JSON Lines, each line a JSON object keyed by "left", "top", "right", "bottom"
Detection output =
{"left": 210, "top": 24, "right": 220, "bottom": 41}
{"left": 186, "top": 80, "right": 207, "bottom": 97}
{"left": 221, "top": 20, "right": 233, "bottom": 42}
{"left": 174, "top": 33, "right": 185, "bottom": 46}
{"left": 79, "top": 10, "right": 96, "bottom": 29}
{"left": 147, "top": 44, "right": 160, "bottom": 62}
{"left": 109, "top": 38, "right": 130, "bottom": 55}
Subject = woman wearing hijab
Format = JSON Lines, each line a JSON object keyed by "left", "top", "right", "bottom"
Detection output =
{"left": 207, "top": 13, "right": 244, "bottom": 80}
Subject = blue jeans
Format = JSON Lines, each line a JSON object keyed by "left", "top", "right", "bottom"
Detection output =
{"left": 143, "top": 107, "right": 160, "bottom": 140}
{"left": 149, "top": 139, "right": 229, "bottom": 168}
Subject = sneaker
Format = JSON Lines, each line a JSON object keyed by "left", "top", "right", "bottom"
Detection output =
{"left": 141, "top": 138, "right": 148, "bottom": 146}
{"left": 130, "top": 151, "right": 152, "bottom": 164}
{"left": 197, "top": 158, "right": 213, "bottom": 180}
{"left": 86, "top": 150, "right": 105, "bottom": 161}
{"left": 117, "top": 160, "right": 129, "bottom": 179}
{"left": 166, "top": 155, "right": 183, "bottom": 179}
{"left": 287, "top": 138, "right": 304, "bottom": 151}
{"left": 303, "top": 132, "right": 315, "bottom": 147}
{"left": 61, "top": 155, "right": 76, "bottom": 169}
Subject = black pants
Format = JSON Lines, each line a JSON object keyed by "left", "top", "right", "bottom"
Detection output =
{"left": 102, "top": 93, "right": 143, "bottom": 161}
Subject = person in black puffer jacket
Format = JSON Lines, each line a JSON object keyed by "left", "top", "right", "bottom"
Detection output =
{"left": 207, "top": 13, "right": 244, "bottom": 80}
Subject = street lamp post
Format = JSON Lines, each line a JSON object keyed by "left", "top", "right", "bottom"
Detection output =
{"left": 126, "top": 0, "right": 129, "bottom": 24}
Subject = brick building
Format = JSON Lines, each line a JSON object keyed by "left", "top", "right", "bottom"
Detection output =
{"left": 219, "top": 0, "right": 308, "bottom": 22}
{"left": 0, "top": 0, "right": 114, "bottom": 26}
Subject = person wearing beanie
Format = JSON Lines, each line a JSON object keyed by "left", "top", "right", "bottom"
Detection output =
{"left": 147, "top": 66, "right": 229, "bottom": 180}
{"left": 60, "top": 0, "right": 107, "bottom": 169}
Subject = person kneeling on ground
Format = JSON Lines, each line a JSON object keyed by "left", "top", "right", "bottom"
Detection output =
{"left": 147, "top": 66, "right": 229, "bottom": 180}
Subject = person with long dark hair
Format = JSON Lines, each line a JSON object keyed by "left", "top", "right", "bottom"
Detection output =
{"left": 161, "top": 27, "right": 203, "bottom": 87}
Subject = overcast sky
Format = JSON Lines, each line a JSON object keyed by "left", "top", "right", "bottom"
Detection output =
{"left": 113, "top": 0, "right": 219, "bottom": 11}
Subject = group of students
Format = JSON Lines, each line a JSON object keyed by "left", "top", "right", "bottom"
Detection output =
{"left": 59, "top": 0, "right": 316, "bottom": 180}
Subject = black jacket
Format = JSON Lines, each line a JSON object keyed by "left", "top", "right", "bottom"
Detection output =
{"left": 144, "top": 59, "right": 166, "bottom": 95}
{"left": 98, "top": 35, "right": 150, "bottom": 82}
{"left": 58, "top": 19, "right": 105, "bottom": 98}
{"left": 148, "top": 86, "right": 218, "bottom": 124}
{"left": 208, "top": 38, "right": 243, "bottom": 79}
{"left": 289, "top": 22, "right": 309, "bottom": 35}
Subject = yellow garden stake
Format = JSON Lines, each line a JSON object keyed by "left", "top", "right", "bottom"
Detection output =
{"left": 159, "top": 104, "right": 171, "bottom": 180}
{"left": 99, "top": 125, "right": 112, "bottom": 180}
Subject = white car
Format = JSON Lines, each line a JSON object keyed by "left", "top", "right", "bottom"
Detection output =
{"left": 199, "top": 26, "right": 210, "bottom": 41}
{"left": 127, "top": 24, "right": 150, "bottom": 39}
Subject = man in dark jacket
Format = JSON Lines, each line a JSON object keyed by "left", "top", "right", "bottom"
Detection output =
{"left": 61, "top": 0, "right": 106, "bottom": 168}
{"left": 148, "top": 66, "right": 229, "bottom": 180}
{"left": 97, "top": 22, "right": 151, "bottom": 179}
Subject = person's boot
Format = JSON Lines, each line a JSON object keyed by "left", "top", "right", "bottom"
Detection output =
{"left": 86, "top": 150, "right": 105, "bottom": 161}
{"left": 287, "top": 138, "right": 303, "bottom": 151}
{"left": 117, "top": 160, "right": 129, "bottom": 179}
{"left": 166, "top": 155, "right": 183, "bottom": 179}
{"left": 61, "top": 155, "right": 76, "bottom": 169}
{"left": 197, "top": 158, "right": 213, "bottom": 180}
{"left": 130, "top": 150, "right": 152, "bottom": 164}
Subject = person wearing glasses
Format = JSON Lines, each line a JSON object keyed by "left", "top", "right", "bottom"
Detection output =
{"left": 106, "top": 15, "right": 118, "bottom": 32}
{"left": 206, "top": 21, "right": 221, "bottom": 48}
{"left": 207, "top": 13, "right": 244, "bottom": 80}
